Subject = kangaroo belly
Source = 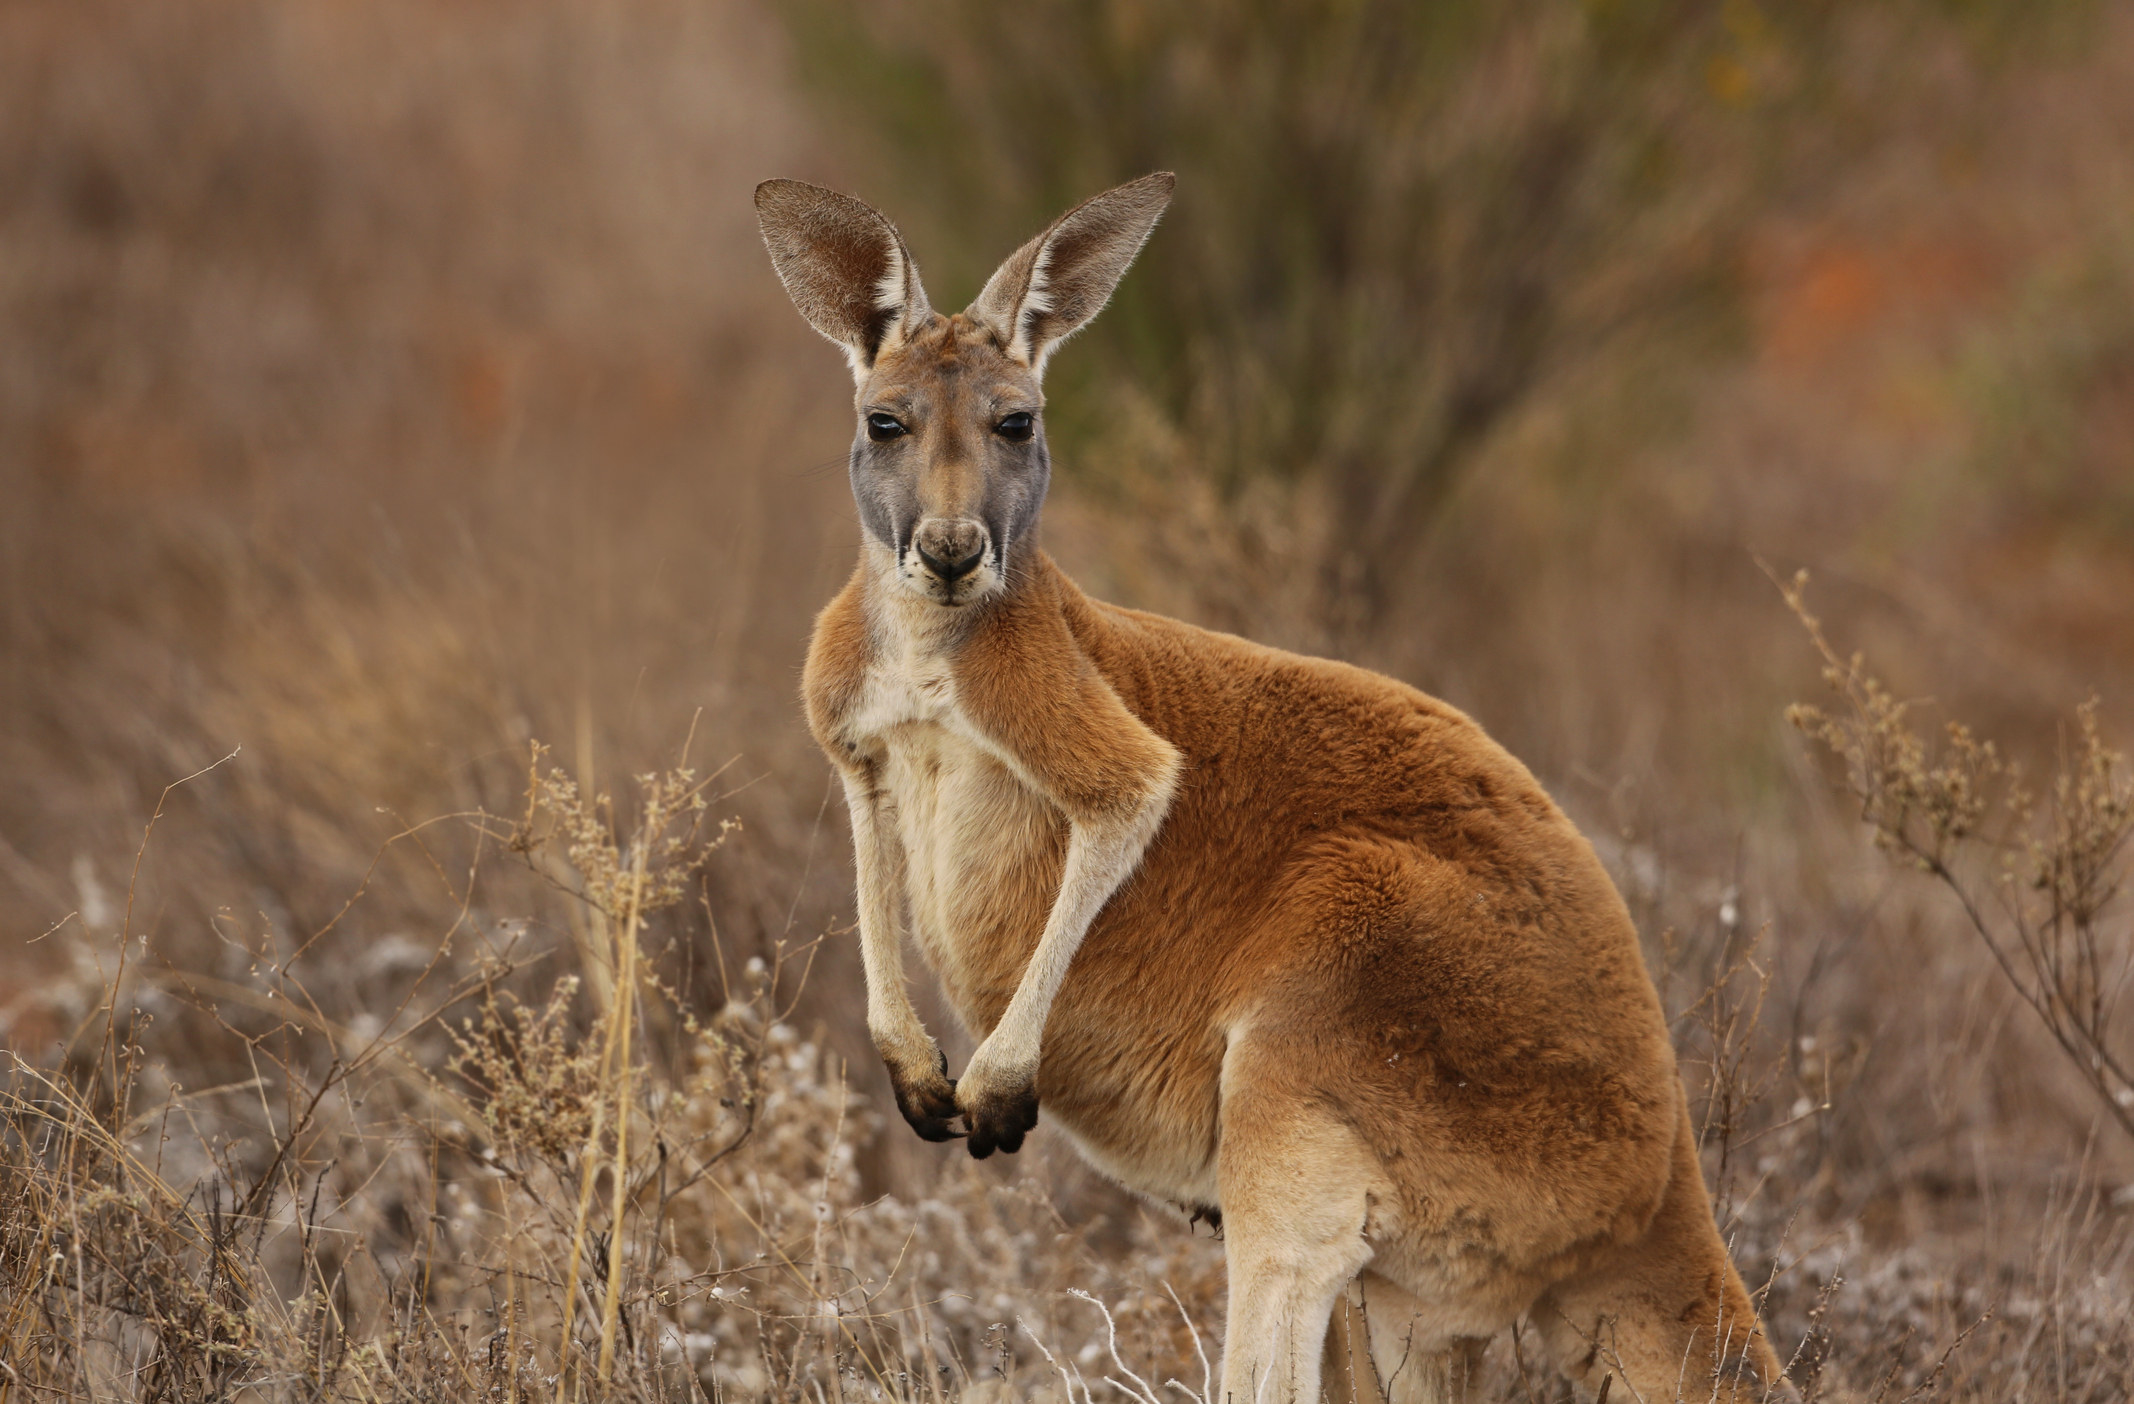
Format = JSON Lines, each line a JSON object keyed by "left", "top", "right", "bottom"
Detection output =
{"left": 882, "top": 721, "right": 1065, "bottom": 1027}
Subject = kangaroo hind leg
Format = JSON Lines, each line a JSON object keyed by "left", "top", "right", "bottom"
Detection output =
{"left": 1528, "top": 1096, "right": 1794, "bottom": 1403}
{"left": 1216, "top": 1048, "right": 1381, "bottom": 1404}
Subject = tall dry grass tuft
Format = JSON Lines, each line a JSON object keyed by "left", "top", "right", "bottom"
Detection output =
{"left": 1785, "top": 572, "right": 2134, "bottom": 1143}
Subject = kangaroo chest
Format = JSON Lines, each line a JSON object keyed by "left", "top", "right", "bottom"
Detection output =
{"left": 851, "top": 643, "right": 1067, "bottom": 1030}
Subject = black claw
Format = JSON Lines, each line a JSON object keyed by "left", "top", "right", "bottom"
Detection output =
{"left": 960, "top": 1082, "right": 1040, "bottom": 1159}
{"left": 887, "top": 1055, "right": 964, "bottom": 1144}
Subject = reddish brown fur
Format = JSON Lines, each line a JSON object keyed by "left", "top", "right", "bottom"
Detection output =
{"left": 769, "top": 176, "right": 1789, "bottom": 1403}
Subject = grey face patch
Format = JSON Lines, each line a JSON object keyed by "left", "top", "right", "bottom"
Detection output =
{"left": 849, "top": 316, "right": 1049, "bottom": 607}
{"left": 848, "top": 439, "right": 917, "bottom": 562}
{"left": 982, "top": 438, "right": 1050, "bottom": 582}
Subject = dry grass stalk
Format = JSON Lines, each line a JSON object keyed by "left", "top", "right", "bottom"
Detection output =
{"left": 503, "top": 744, "right": 726, "bottom": 1396}
{"left": 1782, "top": 571, "right": 2134, "bottom": 1142}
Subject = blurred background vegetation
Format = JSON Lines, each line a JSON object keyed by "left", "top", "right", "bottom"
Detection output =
{"left": 796, "top": 0, "right": 2116, "bottom": 638}
{"left": 4, "top": 0, "right": 2134, "bottom": 1397}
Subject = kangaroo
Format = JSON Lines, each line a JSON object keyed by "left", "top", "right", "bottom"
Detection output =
{"left": 755, "top": 173, "right": 1791, "bottom": 1404}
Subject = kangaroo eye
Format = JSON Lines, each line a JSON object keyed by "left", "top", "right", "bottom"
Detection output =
{"left": 995, "top": 412, "right": 1034, "bottom": 442}
{"left": 866, "top": 412, "right": 908, "bottom": 442}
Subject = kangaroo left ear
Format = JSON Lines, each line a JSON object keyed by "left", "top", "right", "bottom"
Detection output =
{"left": 756, "top": 179, "right": 933, "bottom": 381}
{"left": 966, "top": 172, "right": 1174, "bottom": 377}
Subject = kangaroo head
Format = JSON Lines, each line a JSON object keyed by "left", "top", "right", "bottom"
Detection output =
{"left": 755, "top": 173, "right": 1173, "bottom": 607}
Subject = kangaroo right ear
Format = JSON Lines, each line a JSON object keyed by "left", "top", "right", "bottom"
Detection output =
{"left": 966, "top": 171, "right": 1174, "bottom": 376}
{"left": 755, "top": 179, "right": 933, "bottom": 380}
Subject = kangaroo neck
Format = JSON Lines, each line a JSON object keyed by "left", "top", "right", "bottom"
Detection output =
{"left": 859, "top": 541, "right": 1071, "bottom": 664}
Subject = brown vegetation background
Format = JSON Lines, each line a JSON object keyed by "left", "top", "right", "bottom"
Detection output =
{"left": 4, "top": 1, "right": 2133, "bottom": 1398}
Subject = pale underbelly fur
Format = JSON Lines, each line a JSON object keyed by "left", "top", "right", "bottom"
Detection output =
{"left": 880, "top": 719, "right": 1217, "bottom": 1206}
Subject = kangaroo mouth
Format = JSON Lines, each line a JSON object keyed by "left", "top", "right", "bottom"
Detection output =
{"left": 897, "top": 548, "right": 998, "bottom": 608}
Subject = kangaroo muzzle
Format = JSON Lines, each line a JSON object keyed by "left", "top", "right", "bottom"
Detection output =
{"left": 912, "top": 517, "right": 989, "bottom": 586}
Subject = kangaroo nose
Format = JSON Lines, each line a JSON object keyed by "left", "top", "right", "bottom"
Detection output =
{"left": 913, "top": 519, "right": 988, "bottom": 583}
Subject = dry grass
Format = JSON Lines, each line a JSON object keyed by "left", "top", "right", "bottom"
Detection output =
{"left": 5, "top": 0, "right": 2134, "bottom": 1399}
{"left": 1, "top": 749, "right": 1233, "bottom": 1402}
{"left": 7, "top": 732, "right": 2132, "bottom": 1401}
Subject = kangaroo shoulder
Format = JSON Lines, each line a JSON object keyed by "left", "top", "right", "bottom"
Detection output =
{"left": 802, "top": 571, "right": 875, "bottom": 758}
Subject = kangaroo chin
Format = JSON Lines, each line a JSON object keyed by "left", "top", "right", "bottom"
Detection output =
{"left": 755, "top": 173, "right": 1796, "bottom": 1404}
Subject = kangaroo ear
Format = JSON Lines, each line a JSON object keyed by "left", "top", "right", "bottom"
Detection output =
{"left": 967, "top": 171, "right": 1174, "bottom": 376}
{"left": 755, "top": 179, "right": 933, "bottom": 379}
